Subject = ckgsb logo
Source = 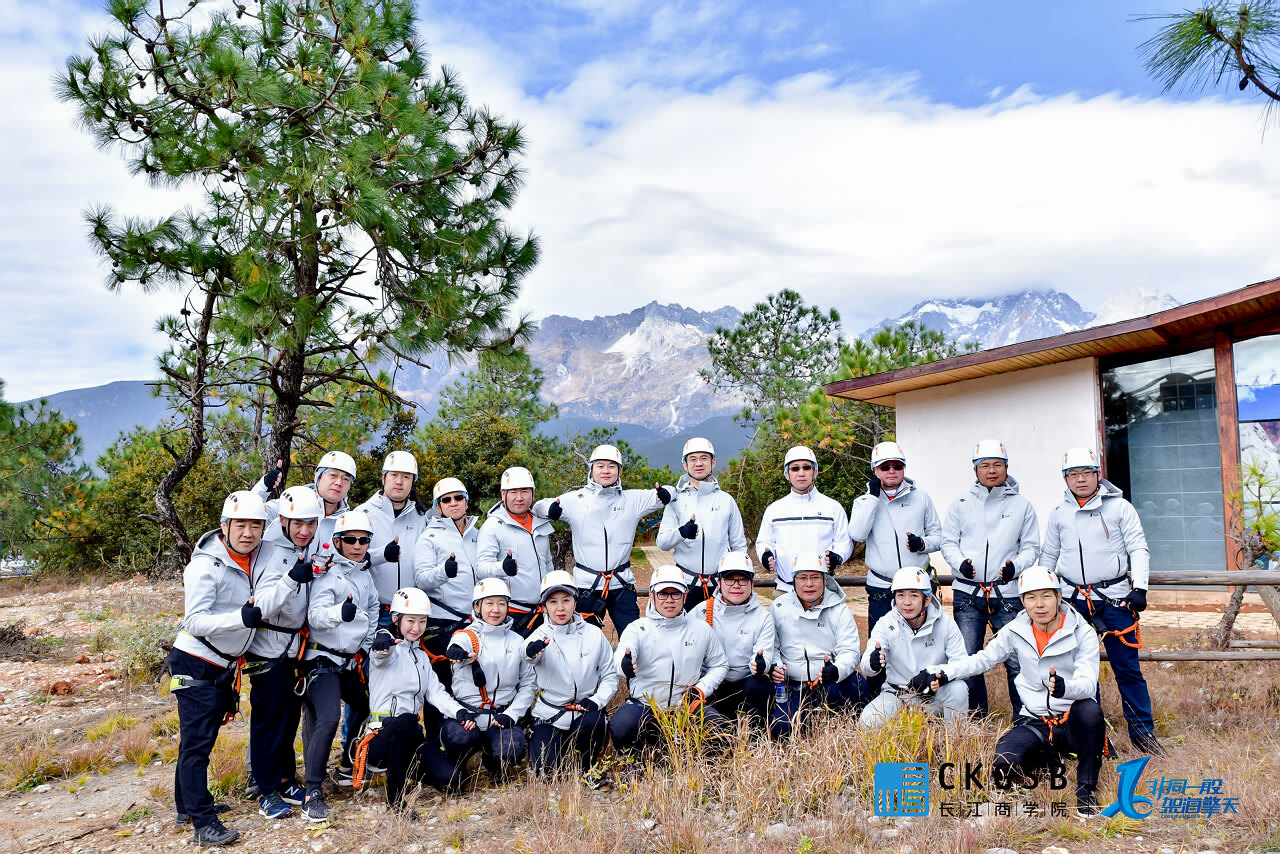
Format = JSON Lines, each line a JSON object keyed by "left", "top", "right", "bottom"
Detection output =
{"left": 873, "top": 763, "right": 930, "bottom": 817}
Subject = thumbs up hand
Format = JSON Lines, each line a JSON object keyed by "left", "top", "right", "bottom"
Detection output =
{"left": 1048, "top": 666, "right": 1065, "bottom": 698}
{"left": 502, "top": 550, "right": 518, "bottom": 576}
{"left": 340, "top": 594, "right": 357, "bottom": 623}
{"left": 821, "top": 654, "right": 840, "bottom": 685}
{"left": 241, "top": 597, "right": 262, "bottom": 628}
{"left": 678, "top": 514, "right": 698, "bottom": 540}
{"left": 869, "top": 642, "right": 885, "bottom": 674}
{"left": 383, "top": 537, "right": 401, "bottom": 563}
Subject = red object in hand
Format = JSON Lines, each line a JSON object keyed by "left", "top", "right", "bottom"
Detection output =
{"left": 313, "top": 543, "right": 331, "bottom": 575}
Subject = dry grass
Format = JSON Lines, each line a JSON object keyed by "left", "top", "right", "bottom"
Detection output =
{"left": 119, "top": 723, "right": 158, "bottom": 766}
{"left": 86, "top": 711, "right": 138, "bottom": 742}
{"left": 207, "top": 728, "right": 247, "bottom": 799}
{"left": 0, "top": 733, "right": 61, "bottom": 790}
{"left": 64, "top": 741, "right": 116, "bottom": 777}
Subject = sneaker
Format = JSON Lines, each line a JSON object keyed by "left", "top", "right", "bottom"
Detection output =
{"left": 257, "top": 792, "right": 292, "bottom": 819}
{"left": 175, "top": 803, "right": 231, "bottom": 826}
{"left": 333, "top": 766, "right": 354, "bottom": 788}
{"left": 192, "top": 819, "right": 240, "bottom": 846}
{"left": 1132, "top": 732, "right": 1167, "bottom": 756}
{"left": 243, "top": 780, "right": 260, "bottom": 798}
{"left": 279, "top": 780, "right": 306, "bottom": 806}
{"left": 302, "top": 791, "right": 331, "bottom": 824}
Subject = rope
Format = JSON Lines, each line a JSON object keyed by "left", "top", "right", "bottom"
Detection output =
{"left": 350, "top": 729, "right": 378, "bottom": 789}
{"left": 1040, "top": 707, "right": 1071, "bottom": 744}
{"left": 1101, "top": 619, "right": 1141, "bottom": 649}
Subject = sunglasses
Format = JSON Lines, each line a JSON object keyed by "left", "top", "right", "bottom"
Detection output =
{"left": 788, "top": 464, "right": 814, "bottom": 472}
{"left": 438, "top": 494, "right": 466, "bottom": 505}
{"left": 877, "top": 462, "right": 905, "bottom": 472}
{"left": 338, "top": 535, "right": 371, "bottom": 545}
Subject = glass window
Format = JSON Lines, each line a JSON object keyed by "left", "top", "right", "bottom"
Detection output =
{"left": 1235, "top": 335, "right": 1280, "bottom": 423}
{"left": 1102, "top": 349, "right": 1225, "bottom": 573}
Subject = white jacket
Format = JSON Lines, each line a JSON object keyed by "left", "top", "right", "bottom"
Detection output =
{"left": 525, "top": 615, "right": 619, "bottom": 730}
{"left": 246, "top": 536, "right": 311, "bottom": 660}
{"left": 859, "top": 598, "right": 966, "bottom": 689}
{"left": 476, "top": 503, "right": 555, "bottom": 606}
{"left": 534, "top": 480, "right": 666, "bottom": 593}
{"left": 656, "top": 475, "right": 748, "bottom": 581}
{"left": 173, "top": 530, "right": 268, "bottom": 668}
{"left": 250, "top": 478, "right": 347, "bottom": 545}
{"left": 615, "top": 599, "right": 729, "bottom": 707}
{"left": 369, "top": 638, "right": 463, "bottom": 720}
{"left": 770, "top": 580, "right": 860, "bottom": 684}
{"left": 305, "top": 551, "right": 379, "bottom": 667}
{"left": 704, "top": 590, "right": 775, "bottom": 683}
{"left": 448, "top": 618, "right": 536, "bottom": 731}
{"left": 847, "top": 478, "right": 942, "bottom": 587}
{"left": 939, "top": 605, "right": 1100, "bottom": 718}
{"left": 1039, "top": 480, "right": 1150, "bottom": 601}
{"left": 756, "top": 488, "right": 853, "bottom": 585}
{"left": 358, "top": 492, "right": 428, "bottom": 606}
{"left": 413, "top": 514, "right": 481, "bottom": 621}
{"left": 940, "top": 477, "right": 1040, "bottom": 599}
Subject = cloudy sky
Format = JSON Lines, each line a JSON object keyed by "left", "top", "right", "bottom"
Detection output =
{"left": 5, "top": 0, "right": 1280, "bottom": 401}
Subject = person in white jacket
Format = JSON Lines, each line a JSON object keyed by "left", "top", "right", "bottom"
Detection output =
{"left": 439, "top": 578, "right": 536, "bottom": 783}
{"left": 358, "top": 451, "right": 428, "bottom": 628}
{"left": 766, "top": 552, "right": 868, "bottom": 738}
{"left": 704, "top": 552, "right": 776, "bottom": 727}
{"left": 1040, "top": 447, "right": 1163, "bottom": 756}
{"left": 414, "top": 477, "right": 482, "bottom": 681}
{"left": 478, "top": 467, "right": 556, "bottom": 637}
{"left": 940, "top": 439, "right": 1039, "bottom": 717}
{"left": 535, "top": 445, "right": 672, "bottom": 636}
{"left": 927, "top": 567, "right": 1106, "bottom": 817}
{"left": 524, "top": 571, "right": 619, "bottom": 780}
{"left": 656, "top": 438, "right": 748, "bottom": 610}
{"left": 756, "top": 446, "right": 853, "bottom": 594}
{"left": 609, "top": 565, "right": 730, "bottom": 761}
{"left": 858, "top": 567, "right": 967, "bottom": 728}
{"left": 166, "top": 492, "right": 269, "bottom": 847}
{"left": 355, "top": 588, "right": 467, "bottom": 813}
{"left": 299, "top": 510, "right": 379, "bottom": 822}
{"left": 252, "top": 450, "right": 356, "bottom": 541}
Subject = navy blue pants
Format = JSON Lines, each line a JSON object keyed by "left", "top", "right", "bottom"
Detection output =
{"left": 1070, "top": 597, "right": 1154, "bottom": 742}
{"left": 865, "top": 588, "right": 894, "bottom": 697}
{"left": 608, "top": 701, "right": 731, "bottom": 753}
{"left": 440, "top": 718, "right": 527, "bottom": 774}
{"left": 952, "top": 588, "right": 1023, "bottom": 716}
{"left": 529, "top": 710, "right": 609, "bottom": 776}
{"left": 247, "top": 657, "right": 302, "bottom": 797}
{"left": 170, "top": 650, "right": 231, "bottom": 829}
{"left": 709, "top": 676, "right": 773, "bottom": 728}
{"left": 768, "top": 674, "right": 869, "bottom": 739}
{"left": 581, "top": 586, "right": 640, "bottom": 638}
{"left": 302, "top": 663, "right": 368, "bottom": 788}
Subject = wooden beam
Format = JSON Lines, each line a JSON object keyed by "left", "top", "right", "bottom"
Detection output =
{"left": 1215, "top": 330, "right": 1243, "bottom": 574}
{"left": 1228, "top": 640, "right": 1280, "bottom": 649}
{"left": 1101, "top": 650, "right": 1280, "bottom": 662}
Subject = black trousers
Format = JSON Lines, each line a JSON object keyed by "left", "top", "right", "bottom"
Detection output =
{"left": 363, "top": 713, "right": 466, "bottom": 807}
{"left": 440, "top": 718, "right": 527, "bottom": 773}
{"left": 993, "top": 697, "right": 1105, "bottom": 803}
{"left": 529, "top": 710, "right": 609, "bottom": 777}
{"left": 170, "top": 650, "right": 232, "bottom": 829}
{"left": 709, "top": 676, "right": 773, "bottom": 727}
{"left": 301, "top": 663, "right": 368, "bottom": 788}
{"left": 247, "top": 657, "right": 302, "bottom": 796}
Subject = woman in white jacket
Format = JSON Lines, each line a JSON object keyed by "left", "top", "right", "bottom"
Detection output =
{"left": 414, "top": 477, "right": 482, "bottom": 681}
{"left": 929, "top": 567, "right": 1106, "bottom": 817}
{"left": 524, "top": 571, "right": 619, "bottom": 779}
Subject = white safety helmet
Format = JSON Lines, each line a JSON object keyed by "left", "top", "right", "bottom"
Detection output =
{"left": 972, "top": 439, "right": 1008, "bottom": 465}
{"left": 1017, "top": 566, "right": 1061, "bottom": 596}
{"left": 432, "top": 477, "right": 468, "bottom": 504}
{"left": 382, "top": 451, "right": 418, "bottom": 476}
{"left": 1061, "top": 447, "right": 1100, "bottom": 474}
{"left": 390, "top": 587, "right": 431, "bottom": 618}
{"left": 539, "top": 570, "right": 578, "bottom": 601}
{"left": 649, "top": 565, "right": 688, "bottom": 594}
{"left": 473, "top": 577, "right": 511, "bottom": 604}
{"left": 783, "top": 445, "right": 818, "bottom": 474}
{"left": 315, "top": 450, "right": 358, "bottom": 480}
{"left": 682, "top": 437, "right": 715, "bottom": 459}
{"left": 890, "top": 566, "right": 933, "bottom": 594}
{"left": 871, "top": 441, "right": 907, "bottom": 468}
{"left": 278, "top": 486, "right": 325, "bottom": 521}
{"left": 221, "top": 490, "right": 269, "bottom": 522}
{"left": 589, "top": 444, "right": 623, "bottom": 467}
{"left": 716, "top": 551, "right": 755, "bottom": 578}
{"left": 332, "top": 509, "right": 374, "bottom": 536}
{"left": 791, "top": 551, "right": 829, "bottom": 576}
{"left": 500, "top": 466, "right": 535, "bottom": 491}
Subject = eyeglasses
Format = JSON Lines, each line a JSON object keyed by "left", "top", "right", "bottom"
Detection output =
{"left": 653, "top": 589, "right": 685, "bottom": 600}
{"left": 339, "top": 535, "right": 371, "bottom": 545}
{"left": 876, "top": 462, "right": 905, "bottom": 472}
{"left": 788, "top": 464, "right": 814, "bottom": 472}
{"left": 1065, "top": 469, "right": 1098, "bottom": 479}
{"left": 438, "top": 495, "right": 465, "bottom": 505}
{"left": 720, "top": 575, "right": 752, "bottom": 585}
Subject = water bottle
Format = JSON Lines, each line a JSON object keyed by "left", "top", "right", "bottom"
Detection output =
{"left": 775, "top": 675, "right": 789, "bottom": 704}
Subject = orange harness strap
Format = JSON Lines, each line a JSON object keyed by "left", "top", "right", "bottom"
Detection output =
{"left": 350, "top": 729, "right": 379, "bottom": 789}
{"left": 1040, "top": 707, "right": 1071, "bottom": 744}
{"left": 459, "top": 629, "right": 495, "bottom": 708}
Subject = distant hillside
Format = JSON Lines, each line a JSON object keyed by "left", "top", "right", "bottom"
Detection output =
{"left": 22, "top": 380, "right": 169, "bottom": 468}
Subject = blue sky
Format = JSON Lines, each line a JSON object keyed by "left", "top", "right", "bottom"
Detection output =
{"left": 3, "top": 0, "right": 1280, "bottom": 401}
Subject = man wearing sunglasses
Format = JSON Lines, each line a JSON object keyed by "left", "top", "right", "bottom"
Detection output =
{"left": 847, "top": 441, "right": 941, "bottom": 697}
{"left": 755, "top": 445, "right": 853, "bottom": 594}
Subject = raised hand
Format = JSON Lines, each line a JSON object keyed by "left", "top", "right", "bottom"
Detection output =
{"left": 620, "top": 648, "right": 636, "bottom": 679}
{"left": 444, "top": 553, "right": 459, "bottom": 578}
{"left": 383, "top": 538, "right": 401, "bottom": 563}
{"left": 289, "top": 551, "right": 314, "bottom": 584}
{"left": 502, "top": 550, "right": 518, "bottom": 577}
{"left": 340, "top": 594, "right": 357, "bottom": 623}
{"left": 240, "top": 597, "right": 261, "bottom": 629}
{"left": 655, "top": 483, "right": 671, "bottom": 505}
{"left": 678, "top": 515, "right": 698, "bottom": 540}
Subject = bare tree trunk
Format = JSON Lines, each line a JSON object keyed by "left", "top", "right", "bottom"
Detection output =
{"left": 1210, "top": 584, "right": 1247, "bottom": 649}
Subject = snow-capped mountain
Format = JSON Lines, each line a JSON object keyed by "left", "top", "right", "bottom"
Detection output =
{"left": 864, "top": 286, "right": 1181, "bottom": 350}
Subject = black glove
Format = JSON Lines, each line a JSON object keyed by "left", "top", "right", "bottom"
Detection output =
{"left": 371, "top": 629, "right": 394, "bottom": 652}
{"left": 470, "top": 662, "right": 487, "bottom": 688}
{"left": 934, "top": 670, "right": 950, "bottom": 686}
{"left": 444, "top": 554, "right": 459, "bottom": 578}
{"left": 656, "top": 485, "right": 671, "bottom": 505}
{"left": 493, "top": 713, "right": 515, "bottom": 729}
{"left": 907, "top": 669, "right": 935, "bottom": 694}
{"left": 547, "top": 500, "right": 563, "bottom": 521}
{"left": 240, "top": 600, "right": 262, "bottom": 629}
{"left": 456, "top": 709, "right": 476, "bottom": 725}
{"left": 1049, "top": 671, "right": 1065, "bottom": 698}
{"left": 502, "top": 553, "right": 518, "bottom": 576}
{"left": 340, "top": 595, "right": 357, "bottom": 623}
{"left": 869, "top": 645, "right": 885, "bottom": 673}
{"left": 678, "top": 519, "right": 698, "bottom": 540}
{"left": 753, "top": 652, "right": 770, "bottom": 683}
{"left": 383, "top": 541, "right": 401, "bottom": 563}
{"left": 999, "top": 560, "right": 1016, "bottom": 585}
{"left": 869, "top": 475, "right": 882, "bottom": 498}
{"left": 905, "top": 533, "right": 925, "bottom": 553}
{"left": 1126, "top": 588, "right": 1148, "bottom": 613}
{"left": 525, "top": 638, "right": 550, "bottom": 658}
{"left": 263, "top": 463, "right": 282, "bottom": 491}
{"left": 620, "top": 649, "right": 636, "bottom": 679}
{"left": 826, "top": 551, "right": 841, "bottom": 571}
{"left": 445, "top": 644, "right": 471, "bottom": 661}
{"left": 760, "top": 549, "right": 774, "bottom": 572}
{"left": 578, "top": 698, "right": 599, "bottom": 713}
{"left": 821, "top": 661, "right": 840, "bottom": 685}
{"left": 958, "top": 559, "right": 975, "bottom": 580}
{"left": 288, "top": 554, "right": 314, "bottom": 584}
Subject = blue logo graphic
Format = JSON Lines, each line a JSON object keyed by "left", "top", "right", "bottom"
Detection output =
{"left": 1101, "top": 756, "right": 1155, "bottom": 819}
{"left": 874, "top": 762, "right": 930, "bottom": 817}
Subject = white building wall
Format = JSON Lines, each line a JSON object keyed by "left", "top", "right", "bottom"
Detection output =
{"left": 894, "top": 358, "right": 1101, "bottom": 565}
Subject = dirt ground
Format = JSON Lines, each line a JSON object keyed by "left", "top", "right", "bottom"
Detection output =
{"left": 1, "top": 571, "right": 1278, "bottom": 854}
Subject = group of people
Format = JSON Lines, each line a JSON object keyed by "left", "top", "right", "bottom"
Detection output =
{"left": 166, "top": 435, "right": 1163, "bottom": 845}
